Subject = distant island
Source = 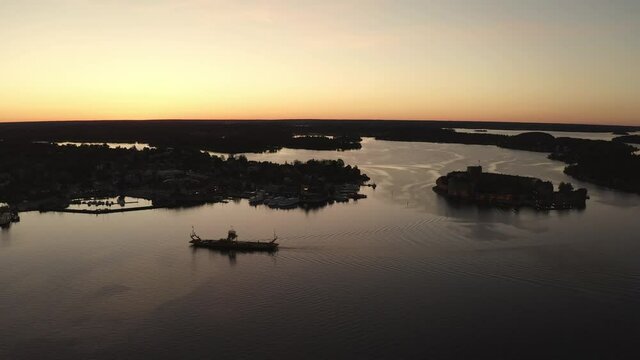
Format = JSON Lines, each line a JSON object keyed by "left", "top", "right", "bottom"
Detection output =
{"left": 433, "top": 166, "right": 588, "bottom": 210}
{"left": 0, "top": 142, "right": 370, "bottom": 214}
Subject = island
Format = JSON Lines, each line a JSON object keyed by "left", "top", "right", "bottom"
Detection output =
{"left": 0, "top": 142, "right": 370, "bottom": 215}
{"left": 433, "top": 166, "right": 588, "bottom": 210}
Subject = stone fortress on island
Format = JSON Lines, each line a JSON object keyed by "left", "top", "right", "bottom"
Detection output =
{"left": 433, "top": 166, "right": 588, "bottom": 210}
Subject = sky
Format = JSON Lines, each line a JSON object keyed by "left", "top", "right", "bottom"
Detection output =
{"left": 1, "top": 0, "right": 639, "bottom": 124}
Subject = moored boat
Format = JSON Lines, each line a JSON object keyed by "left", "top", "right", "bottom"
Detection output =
{"left": 0, "top": 204, "right": 19, "bottom": 228}
{"left": 189, "top": 228, "right": 279, "bottom": 252}
{"left": 0, "top": 213, "right": 11, "bottom": 228}
{"left": 277, "top": 197, "right": 299, "bottom": 209}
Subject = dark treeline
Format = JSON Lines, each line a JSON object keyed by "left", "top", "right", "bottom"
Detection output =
{"left": 0, "top": 142, "right": 369, "bottom": 210}
{"left": 550, "top": 138, "right": 640, "bottom": 193}
{"left": 1, "top": 120, "right": 639, "bottom": 194}
{"left": 613, "top": 135, "right": 640, "bottom": 145}
{"left": 486, "top": 132, "right": 640, "bottom": 194}
{"left": 0, "top": 120, "right": 637, "bottom": 152}
{"left": 0, "top": 120, "right": 367, "bottom": 153}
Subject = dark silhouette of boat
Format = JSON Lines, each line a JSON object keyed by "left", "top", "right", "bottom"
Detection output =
{"left": 0, "top": 205, "right": 19, "bottom": 228}
{"left": 189, "top": 227, "right": 279, "bottom": 252}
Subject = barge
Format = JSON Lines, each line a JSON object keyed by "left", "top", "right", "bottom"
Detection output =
{"left": 189, "top": 228, "right": 279, "bottom": 252}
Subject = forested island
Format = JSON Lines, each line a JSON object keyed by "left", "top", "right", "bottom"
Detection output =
{"left": 434, "top": 166, "right": 588, "bottom": 210}
{"left": 0, "top": 142, "right": 369, "bottom": 213}
{"left": 1, "top": 120, "right": 639, "bottom": 195}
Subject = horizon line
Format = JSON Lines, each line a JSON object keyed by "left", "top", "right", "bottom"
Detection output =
{"left": 0, "top": 118, "right": 638, "bottom": 129}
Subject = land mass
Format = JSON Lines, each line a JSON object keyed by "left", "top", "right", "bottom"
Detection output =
{"left": 0, "top": 142, "right": 370, "bottom": 213}
{"left": 434, "top": 166, "right": 588, "bottom": 210}
{"left": 613, "top": 134, "right": 640, "bottom": 145}
{"left": 1, "top": 120, "right": 639, "bottom": 195}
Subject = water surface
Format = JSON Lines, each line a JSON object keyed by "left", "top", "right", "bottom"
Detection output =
{"left": 2, "top": 139, "right": 640, "bottom": 359}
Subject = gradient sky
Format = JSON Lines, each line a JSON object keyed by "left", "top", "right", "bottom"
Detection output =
{"left": 1, "top": 0, "right": 639, "bottom": 124}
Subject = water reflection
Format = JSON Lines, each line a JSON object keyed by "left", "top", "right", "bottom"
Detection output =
{"left": 191, "top": 246, "right": 278, "bottom": 266}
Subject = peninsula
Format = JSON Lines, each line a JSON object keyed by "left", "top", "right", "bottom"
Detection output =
{"left": 433, "top": 166, "right": 588, "bottom": 210}
{"left": 0, "top": 142, "right": 369, "bottom": 214}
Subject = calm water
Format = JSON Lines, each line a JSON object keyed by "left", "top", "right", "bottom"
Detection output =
{"left": 2, "top": 139, "right": 640, "bottom": 359}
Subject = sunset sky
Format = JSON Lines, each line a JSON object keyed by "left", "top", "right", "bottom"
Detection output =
{"left": 1, "top": 0, "right": 638, "bottom": 124}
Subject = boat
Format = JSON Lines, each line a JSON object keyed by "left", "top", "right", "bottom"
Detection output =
{"left": 333, "top": 194, "right": 349, "bottom": 202}
{"left": 0, "top": 211, "right": 19, "bottom": 228}
{"left": 266, "top": 196, "right": 285, "bottom": 208}
{"left": 189, "top": 227, "right": 279, "bottom": 252}
{"left": 0, "top": 204, "right": 19, "bottom": 228}
{"left": 249, "top": 191, "right": 266, "bottom": 206}
{"left": 0, "top": 213, "right": 11, "bottom": 228}
{"left": 277, "top": 197, "right": 299, "bottom": 209}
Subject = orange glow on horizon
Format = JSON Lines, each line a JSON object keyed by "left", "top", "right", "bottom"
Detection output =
{"left": 1, "top": 1, "right": 638, "bottom": 125}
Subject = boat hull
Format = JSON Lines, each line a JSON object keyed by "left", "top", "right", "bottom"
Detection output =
{"left": 190, "top": 239, "right": 278, "bottom": 252}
